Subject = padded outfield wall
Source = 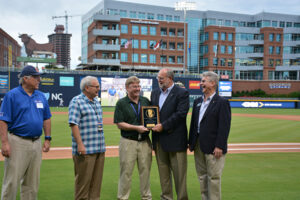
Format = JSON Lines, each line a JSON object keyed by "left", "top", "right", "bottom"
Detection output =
{"left": 0, "top": 71, "right": 203, "bottom": 107}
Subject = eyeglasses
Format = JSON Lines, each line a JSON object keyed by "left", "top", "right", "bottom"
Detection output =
{"left": 89, "top": 85, "right": 100, "bottom": 89}
{"left": 129, "top": 85, "right": 141, "bottom": 89}
{"left": 156, "top": 76, "right": 165, "bottom": 81}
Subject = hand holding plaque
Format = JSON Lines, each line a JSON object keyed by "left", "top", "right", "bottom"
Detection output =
{"left": 141, "top": 106, "right": 160, "bottom": 128}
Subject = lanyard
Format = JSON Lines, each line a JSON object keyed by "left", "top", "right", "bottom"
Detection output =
{"left": 130, "top": 102, "right": 140, "bottom": 120}
{"left": 90, "top": 101, "right": 101, "bottom": 122}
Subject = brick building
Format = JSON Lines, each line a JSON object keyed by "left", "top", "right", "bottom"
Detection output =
{"left": 0, "top": 28, "right": 21, "bottom": 68}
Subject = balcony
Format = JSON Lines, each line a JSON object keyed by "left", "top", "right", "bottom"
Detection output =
{"left": 93, "top": 44, "right": 120, "bottom": 51}
{"left": 93, "top": 29, "right": 120, "bottom": 37}
{"left": 93, "top": 58, "right": 120, "bottom": 66}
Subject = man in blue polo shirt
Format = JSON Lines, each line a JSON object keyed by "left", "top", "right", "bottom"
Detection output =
{"left": 0, "top": 65, "right": 52, "bottom": 200}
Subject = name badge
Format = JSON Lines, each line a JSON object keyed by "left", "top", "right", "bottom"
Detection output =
{"left": 36, "top": 102, "right": 44, "bottom": 109}
{"left": 98, "top": 122, "right": 103, "bottom": 132}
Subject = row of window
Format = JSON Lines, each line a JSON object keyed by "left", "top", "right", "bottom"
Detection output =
{"left": 213, "top": 58, "right": 233, "bottom": 67}
{"left": 107, "top": 9, "right": 181, "bottom": 22}
{"left": 213, "top": 32, "right": 233, "bottom": 41}
{"left": 121, "top": 25, "right": 184, "bottom": 37}
{"left": 120, "top": 53, "right": 183, "bottom": 64}
{"left": 268, "top": 71, "right": 298, "bottom": 80}
{"left": 120, "top": 39, "right": 183, "bottom": 50}
{"left": 204, "top": 18, "right": 300, "bottom": 28}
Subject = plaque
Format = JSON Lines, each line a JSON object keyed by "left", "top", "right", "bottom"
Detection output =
{"left": 141, "top": 106, "right": 160, "bottom": 128}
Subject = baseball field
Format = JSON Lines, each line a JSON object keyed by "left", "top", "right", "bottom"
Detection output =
{"left": 0, "top": 107, "right": 300, "bottom": 199}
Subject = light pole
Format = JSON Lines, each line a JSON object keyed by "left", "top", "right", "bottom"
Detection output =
{"left": 175, "top": 0, "right": 196, "bottom": 75}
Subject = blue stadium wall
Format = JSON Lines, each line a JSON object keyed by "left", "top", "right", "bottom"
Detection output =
{"left": 0, "top": 71, "right": 203, "bottom": 107}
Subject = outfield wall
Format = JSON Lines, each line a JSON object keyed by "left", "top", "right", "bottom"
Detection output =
{"left": 0, "top": 71, "right": 202, "bottom": 107}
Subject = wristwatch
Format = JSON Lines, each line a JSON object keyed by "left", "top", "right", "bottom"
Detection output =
{"left": 45, "top": 136, "right": 52, "bottom": 141}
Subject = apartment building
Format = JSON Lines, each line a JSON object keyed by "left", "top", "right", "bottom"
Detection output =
{"left": 81, "top": 0, "right": 300, "bottom": 80}
{"left": 0, "top": 28, "right": 21, "bottom": 68}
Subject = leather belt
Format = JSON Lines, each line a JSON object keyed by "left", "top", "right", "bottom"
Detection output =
{"left": 122, "top": 135, "right": 148, "bottom": 142}
{"left": 10, "top": 132, "right": 40, "bottom": 142}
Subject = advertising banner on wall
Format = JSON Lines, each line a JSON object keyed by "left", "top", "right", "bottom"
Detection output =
{"left": 219, "top": 81, "right": 232, "bottom": 97}
{"left": 189, "top": 80, "right": 200, "bottom": 89}
{"left": 0, "top": 75, "right": 9, "bottom": 94}
{"left": 230, "top": 101, "right": 295, "bottom": 108}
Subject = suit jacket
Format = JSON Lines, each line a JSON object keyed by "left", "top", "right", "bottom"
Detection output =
{"left": 189, "top": 94, "right": 231, "bottom": 154}
{"left": 151, "top": 85, "right": 190, "bottom": 152}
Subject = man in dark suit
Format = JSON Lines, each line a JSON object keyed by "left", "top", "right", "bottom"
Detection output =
{"left": 189, "top": 71, "right": 231, "bottom": 200}
{"left": 151, "top": 68, "right": 189, "bottom": 200}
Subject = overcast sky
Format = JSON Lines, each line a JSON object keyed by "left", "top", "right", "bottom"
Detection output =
{"left": 1, "top": 0, "right": 299, "bottom": 68}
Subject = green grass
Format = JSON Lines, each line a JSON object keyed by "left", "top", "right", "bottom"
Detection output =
{"left": 49, "top": 108, "right": 300, "bottom": 147}
{"left": 1, "top": 153, "right": 300, "bottom": 199}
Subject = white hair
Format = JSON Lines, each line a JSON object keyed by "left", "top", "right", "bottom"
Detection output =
{"left": 80, "top": 76, "right": 98, "bottom": 91}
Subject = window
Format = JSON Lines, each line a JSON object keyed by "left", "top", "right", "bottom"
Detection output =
{"left": 269, "top": 46, "right": 274, "bottom": 54}
{"left": 213, "top": 32, "right": 219, "bottom": 40}
{"left": 228, "top": 33, "right": 233, "bottom": 41}
{"left": 132, "top": 54, "right": 139, "bottom": 63}
{"left": 132, "top": 25, "right": 139, "bottom": 34}
{"left": 233, "top": 21, "right": 239, "bottom": 27}
{"left": 220, "top": 45, "right": 226, "bottom": 54}
{"left": 174, "top": 16, "right": 180, "bottom": 22}
{"left": 227, "top": 46, "right": 233, "bottom": 54}
{"left": 269, "top": 59, "right": 274, "bottom": 67}
{"left": 149, "top": 54, "right": 156, "bottom": 63}
{"left": 169, "top": 56, "right": 175, "bottom": 63}
{"left": 141, "top": 40, "right": 148, "bottom": 49}
{"left": 169, "top": 42, "right": 175, "bottom": 50}
{"left": 157, "top": 14, "right": 164, "bottom": 20}
{"left": 213, "top": 58, "right": 218, "bottom": 66}
{"left": 205, "top": 32, "right": 209, "bottom": 40}
{"left": 269, "top": 33, "right": 274, "bottom": 42}
{"left": 138, "top": 12, "right": 146, "bottom": 19}
{"left": 276, "top": 46, "right": 281, "bottom": 54}
{"left": 141, "top": 26, "right": 148, "bottom": 35}
{"left": 141, "top": 54, "right": 147, "bottom": 63}
{"left": 133, "top": 39, "right": 139, "bottom": 49}
{"left": 150, "top": 27, "right": 156, "bottom": 35}
{"left": 177, "top": 43, "right": 183, "bottom": 50}
{"left": 272, "top": 21, "right": 278, "bottom": 27}
{"left": 120, "top": 10, "right": 127, "bottom": 17}
{"left": 276, "top": 34, "right": 281, "bottom": 42}
{"left": 280, "top": 21, "right": 285, "bottom": 27}
{"left": 262, "top": 20, "right": 271, "bottom": 27}
{"left": 240, "top": 21, "right": 246, "bottom": 27}
{"left": 102, "top": 24, "right": 109, "bottom": 30}
{"left": 160, "top": 56, "right": 167, "bottom": 63}
{"left": 275, "top": 59, "right": 281, "bottom": 66}
{"left": 287, "top": 22, "right": 292, "bottom": 27}
{"left": 177, "top": 56, "right": 183, "bottom": 64}
{"left": 221, "top": 33, "right": 226, "bottom": 41}
{"left": 220, "top": 58, "right": 226, "bottom": 66}
{"left": 102, "top": 39, "right": 109, "bottom": 44}
{"left": 147, "top": 13, "right": 154, "bottom": 20}
{"left": 102, "top": 53, "right": 109, "bottom": 59}
{"left": 161, "top": 28, "right": 167, "bottom": 36}
{"left": 120, "top": 25, "right": 128, "bottom": 34}
{"left": 166, "top": 15, "right": 172, "bottom": 21}
{"left": 169, "top": 28, "right": 175, "bottom": 36}
{"left": 120, "top": 39, "right": 127, "bottom": 47}
{"left": 227, "top": 59, "right": 233, "bottom": 66}
{"left": 149, "top": 40, "right": 156, "bottom": 49}
{"left": 121, "top": 53, "right": 128, "bottom": 62}
{"left": 225, "top": 20, "right": 231, "bottom": 26}
{"left": 178, "top": 29, "right": 184, "bottom": 36}
{"left": 130, "top": 11, "right": 136, "bottom": 18}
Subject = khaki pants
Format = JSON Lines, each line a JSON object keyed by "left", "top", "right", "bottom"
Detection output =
{"left": 73, "top": 153, "right": 105, "bottom": 200}
{"left": 118, "top": 137, "right": 152, "bottom": 200}
{"left": 1, "top": 134, "right": 42, "bottom": 200}
{"left": 194, "top": 140, "right": 225, "bottom": 200}
{"left": 154, "top": 142, "right": 188, "bottom": 200}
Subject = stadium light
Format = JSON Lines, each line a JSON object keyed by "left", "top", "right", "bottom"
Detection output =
{"left": 175, "top": 1, "right": 196, "bottom": 74}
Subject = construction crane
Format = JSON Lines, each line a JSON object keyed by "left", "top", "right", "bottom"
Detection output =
{"left": 52, "top": 11, "right": 81, "bottom": 33}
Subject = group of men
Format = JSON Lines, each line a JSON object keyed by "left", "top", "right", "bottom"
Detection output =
{"left": 0, "top": 65, "right": 231, "bottom": 200}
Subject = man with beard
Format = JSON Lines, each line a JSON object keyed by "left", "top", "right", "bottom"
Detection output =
{"left": 151, "top": 68, "right": 189, "bottom": 200}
